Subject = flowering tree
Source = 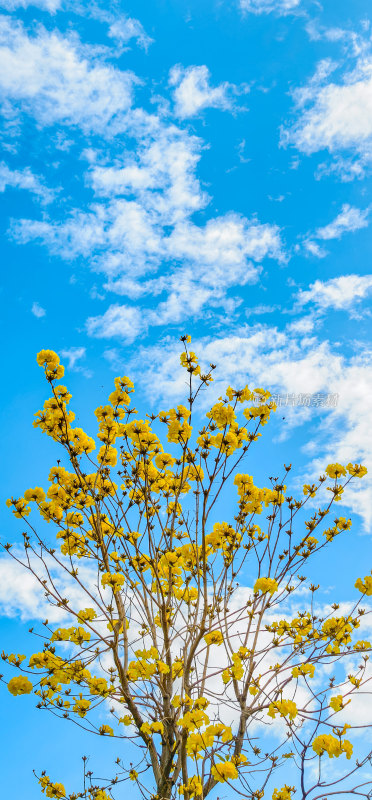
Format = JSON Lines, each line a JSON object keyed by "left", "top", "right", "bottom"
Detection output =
{"left": 2, "top": 338, "right": 372, "bottom": 800}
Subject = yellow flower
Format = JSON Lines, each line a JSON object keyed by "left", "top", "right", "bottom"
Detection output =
{"left": 313, "top": 733, "right": 353, "bottom": 759}
{"left": 193, "top": 697, "right": 209, "bottom": 710}
{"left": 6, "top": 653, "right": 26, "bottom": 666}
{"left": 70, "top": 428, "right": 95, "bottom": 454}
{"left": 180, "top": 351, "right": 201, "bottom": 376}
{"left": 353, "top": 640, "right": 371, "bottom": 650}
{"left": 101, "top": 572, "right": 125, "bottom": 592}
{"left": 51, "top": 626, "right": 90, "bottom": 645}
{"left": 99, "top": 724, "right": 114, "bottom": 736}
{"left": 211, "top": 762, "right": 239, "bottom": 782}
{"left": 114, "top": 375, "right": 134, "bottom": 391}
{"left": 119, "top": 715, "right": 134, "bottom": 726}
{"left": 77, "top": 608, "right": 97, "bottom": 624}
{"left": 178, "top": 709, "right": 210, "bottom": 731}
{"left": 36, "top": 350, "right": 60, "bottom": 370}
{"left": 155, "top": 452, "right": 176, "bottom": 469}
{"left": 127, "top": 659, "right": 157, "bottom": 682}
{"left": 6, "top": 497, "right": 31, "bottom": 518}
{"left": 109, "top": 388, "right": 131, "bottom": 407}
{"left": 152, "top": 721, "right": 164, "bottom": 734}
{"left": 73, "top": 696, "right": 91, "bottom": 717}
{"left": 88, "top": 677, "right": 109, "bottom": 696}
{"left": 157, "top": 660, "right": 170, "bottom": 674}
{"left": 97, "top": 445, "right": 117, "bottom": 467}
{"left": 24, "top": 487, "right": 46, "bottom": 503}
{"left": 335, "top": 517, "right": 352, "bottom": 531}
{"left": 39, "top": 776, "right": 66, "bottom": 798}
{"left": 355, "top": 575, "right": 372, "bottom": 596}
{"left": 46, "top": 783, "right": 66, "bottom": 798}
{"left": 347, "top": 462, "right": 368, "bottom": 477}
{"left": 204, "top": 630, "right": 224, "bottom": 646}
{"left": 272, "top": 786, "right": 295, "bottom": 800}
{"left": 268, "top": 700, "right": 297, "bottom": 720}
{"left": 330, "top": 695, "right": 344, "bottom": 712}
{"left": 213, "top": 723, "right": 233, "bottom": 742}
{"left": 141, "top": 722, "right": 152, "bottom": 736}
{"left": 7, "top": 675, "right": 33, "bottom": 695}
{"left": 303, "top": 484, "right": 317, "bottom": 497}
{"left": 291, "top": 663, "right": 315, "bottom": 679}
{"left": 179, "top": 776, "right": 203, "bottom": 797}
{"left": 254, "top": 577, "right": 278, "bottom": 596}
{"left": 325, "top": 463, "right": 347, "bottom": 479}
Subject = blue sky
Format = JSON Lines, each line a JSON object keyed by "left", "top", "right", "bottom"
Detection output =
{"left": 1, "top": 0, "right": 372, "bottom": 796}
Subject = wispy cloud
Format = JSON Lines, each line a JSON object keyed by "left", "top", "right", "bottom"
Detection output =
{"left": 0, "top": 161, "right": 54, "bottom": 203}
{"left": 300, "top": 204, "right": 370, "bottom": 257}
{"left": 246, "top": 304, "right": 280, "bottom": 317}
{"left": 107, "top": 16, "right": 153, "bottom": 51}
{"left": 86, "top": 306, "right": 144, "bottom": 342}
{"left": 169, "top": 64, "right": 248, "bottom": 118}
{"left": 315, "top": 204, "right": 370, "bottom": 239}
{"left": 31, "top": 301, "right": 46, "bottom": 317}
{"left": 0, "top": 0, "right": 153, "bottom": 53}
{"left": 60, "top": 346, "right": 92, "bottom": 376}
{"left": 11, "top": 127, "right": 284, "bottom": 339}
{"left": 0, "top": 16, "right": 137, "bottom": 135}
{"left": 83, "top": 214, "right": 283, "bottom": 340}
{"left": 296, "top": 275, "right": 372, "bottom": 312}
{"left": 0, "top": 0, "right": 61, "bottom": 9}
{"left": 0, "top": 11, "right": 285, "bottom": 344}
{"left": 240, "top": 0, "right": 301, "bottom": 15}
{"left": 281, "top": 38, "right": 372, "bottom": 179}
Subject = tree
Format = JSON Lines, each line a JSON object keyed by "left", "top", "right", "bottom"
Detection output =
{"left": 2, "top": 338, "right": 372, "bottom": 800}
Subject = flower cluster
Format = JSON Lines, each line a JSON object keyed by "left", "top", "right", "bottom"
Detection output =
{"left": 313, "top": 733, "right": 353, "bottom": 759}
{"left": 3, "top": 340, "right": 369, "bottom": 800}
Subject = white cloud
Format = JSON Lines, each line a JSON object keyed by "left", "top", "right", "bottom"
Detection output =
{"left": 0, "top": 0, "right": 60, "bottom": 9}
{"left": 305, "top": 22, "right": 349, "bottom": 44}
{"left": 316, "top": 204, "right": 370, "bottom": 240}
{"left": 0, "top": 551, "right": 96, "bottom": 622}
{"left": 167, "top": 214, "right": 282, "bottom": 267}
{"left": 42, "top": 131, "right": 206, "bottom": 293}
{"left": 302, "top": 239, "right": 327, "bottom": 258}
{"left": 13, "top": 121, "right": 284, "bottom": 337}
{"left": 120, "top": 326, "right": 372, "bottom": 528}
{"left": 0, "top": 161, "right": 54, "bottom": 203}
{"left": 84, "top": 214, "right": 282, "bottom": 339}
{"left": 282, "top": 48, "right": 372, "bottom": 177}
{"left": 0, "top": 14, "right": 284, "bottom": 341}
{"left": 297, "top": 275, "right": 372, "bottom": 312}
{"left": 60, "top": 346, "right": 85, "bottom": 369}
{"left": 286, "top": 314, "right": 316, "bottom": 335}
{"left": 108, "top": 16, "right": 153, "bottom": 50}
{"left": 240, "top": 0, "right": 301, "bottom": 14}
{"left": 87, "top": 130, "right": 207, "bottom": 224}
{"left": 300, "top": 204, "right": 370, "bottom": 258}
{"left": 0, "top": 3, "right": 153, "bottom": 50}
{"left": 31, "top": 301, "right": 46, "bottom": 317}
{"left": 169, "top": 64, "right": 246, "bottom": 118}
{"left": 86, "top": 305, "right": 144, "bottom": 342}
{"left": 246, "top": 304, "right": 279, "bottom": 317}
{"left": 0, "top": 16, "right": 137, "bottom": 133}
{"left": 60, "top": 346, "right": 92, "bottom": 377}
{"left": 0, "top": 557, "right": 58, "bottom": 621}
